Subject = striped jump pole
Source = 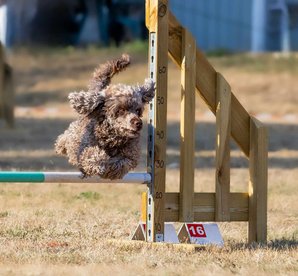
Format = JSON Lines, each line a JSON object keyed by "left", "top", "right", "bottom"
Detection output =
{"left": 0, "top": 171, "right": 151, "bottom": 184}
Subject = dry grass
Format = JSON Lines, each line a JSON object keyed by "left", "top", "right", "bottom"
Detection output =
{"left": 0, "top": 46, "right": 297, "bottom": 275}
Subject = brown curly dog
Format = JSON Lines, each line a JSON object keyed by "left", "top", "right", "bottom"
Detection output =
{"left": 55, "top": 54, "right": 155, "bottom": 179}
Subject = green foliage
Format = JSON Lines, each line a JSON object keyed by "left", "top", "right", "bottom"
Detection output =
{"left": 12, "top": 40, "right": 148, "bottom": 58}
{"left": 76, "top": 191, "right": 101, "bottom": 201}
{"left": 123, "top": 40, "right": 148, "bottom": 54}
{"left": 206, "top": 48, "right": 233, "bottom": 57}
{"left": 4, "top": 225, "right": 44, "bottom": 239}
{"left": 0, "top": 211, "right": 9, "bottom": 218}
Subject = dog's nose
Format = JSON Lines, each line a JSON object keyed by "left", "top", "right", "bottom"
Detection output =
{"left": 131, "top": 118, "right": 143, "bottom": 130}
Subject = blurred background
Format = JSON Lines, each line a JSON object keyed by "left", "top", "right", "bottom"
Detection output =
{"left": 0, "top": 0, "right": 297, "bottom": 270}
{"left": 0, "top": 0, "right": 297, "bottom": 170}
{"left": 1, "top": 0, "right": 298, "bottom": 51}
{"left": 1, "top": 0, "right": 147, "bottom": 48}
{"left": 0, "top": 0, "right": 297, "bottom": 172}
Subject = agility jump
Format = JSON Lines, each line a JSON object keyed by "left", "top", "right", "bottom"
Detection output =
{"left": 0, "top": 0, "right": 268, "bottom": 245}
{"left": 138, "top": 0, "right": 268, "bottom": 244}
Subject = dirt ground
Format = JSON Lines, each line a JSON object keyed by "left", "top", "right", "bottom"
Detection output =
{"left": 0, "top": 46, "right": 297, "bottom": 275}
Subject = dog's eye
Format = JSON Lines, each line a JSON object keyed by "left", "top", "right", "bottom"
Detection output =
{"left": 116, "top": 108, "right": 125, "bottom": 117}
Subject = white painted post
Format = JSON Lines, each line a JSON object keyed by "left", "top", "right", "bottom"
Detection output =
{"left": 281, "top": 2, "right": 290, "bottom": 53}
{"left": 269, "top": 0, "right": 291, "bottom": 53}
{"left": 0, "top": 2, "right": 7, "bottom": 46}
{"left": 251, "top": 0, "right": 267, "bottom": 52}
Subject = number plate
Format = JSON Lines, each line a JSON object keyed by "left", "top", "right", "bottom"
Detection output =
{"left": 186, "top": 223, "right": 207, "bottom": 238}
{"left": 178, "top": 223, "right": 224, "bottom": 246}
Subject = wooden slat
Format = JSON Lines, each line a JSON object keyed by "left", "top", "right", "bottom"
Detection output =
{"left": 179, "top": 28, "right": 196, "bottom": 222}
{"left": 147, "top": 0, "right": 158, "bottom": 32}
{"left": 165, "top": 193, "right": 249, "bottom": 222}
{"left": 168, "top": 12, "right": 250, "bottom": 157}
{"left": 249, "top": 117, "right": 268, "bottom": 243}
{"left": 215, "top": 73, "right": 231, "bottom": 221}
{"left": 153, "top": 0, "right": 168, "bottom": 242}
{"left": 145, "top": 0, "right": 150, "bottom": 29}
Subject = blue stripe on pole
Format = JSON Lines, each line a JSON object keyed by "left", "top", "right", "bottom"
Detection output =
{"left": 0, "top": 172, "right": 45, "bottom": 182}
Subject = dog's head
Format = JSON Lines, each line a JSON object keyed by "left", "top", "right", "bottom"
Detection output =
{"left": 68, "top": 78, "right": 155, "bottom": 138}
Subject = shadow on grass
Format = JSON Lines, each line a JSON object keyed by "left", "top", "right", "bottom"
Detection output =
{"left": 230, "top": 238, "right": 298, "bottom": 251}
{"left": 0, "top": 118, "right": 297, "bottom": 170}
{"left": 167, "top": 121, "right": 298, "bottom": 152}
{"left": 167, "top": 121, "right": 298, "bottom": 169}
{"left": 0, "top": 118, "right": 71, "bottom": 151}
{"left": 16, "top": 90, "right": 70, "bottom": 107}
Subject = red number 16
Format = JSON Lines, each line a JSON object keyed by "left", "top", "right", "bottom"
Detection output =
{"left": 187, "top": 224, "right": 207, "bottom": 238}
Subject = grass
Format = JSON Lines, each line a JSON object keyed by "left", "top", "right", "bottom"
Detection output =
{"left": 0, "top": 45, "right": 297, "bottom": 275}
{"left": 0, "top": 180, "right": 296, "bottom": 272}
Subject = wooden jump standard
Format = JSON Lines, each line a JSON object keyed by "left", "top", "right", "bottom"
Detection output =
{"left": 136, "top": 0, "right": 268, "bottom": 244}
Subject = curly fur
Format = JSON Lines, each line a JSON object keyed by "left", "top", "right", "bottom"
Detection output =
{"left": 55, "top": 54, "right": 155, "bottom": 180}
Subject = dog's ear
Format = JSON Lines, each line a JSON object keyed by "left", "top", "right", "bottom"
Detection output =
{"left": 139, "top": 78, "right": 155, "bottom": 103}
{"left": 68, "top": 91, "right": 105, "bottom": 115}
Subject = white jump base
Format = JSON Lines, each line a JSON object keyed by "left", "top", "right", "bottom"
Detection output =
{"left": 0, "top": 171, "right": 151, "bottom": 184}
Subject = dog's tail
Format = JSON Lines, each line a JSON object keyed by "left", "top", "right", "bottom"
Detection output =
{"left": 89, "top": 54, "right": 130, "bottom": 91}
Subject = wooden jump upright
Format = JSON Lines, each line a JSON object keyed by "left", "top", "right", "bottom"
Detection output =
{"left": 146, "top": 0, "right": 169, "bottom": 242}
{"left": 136, "top": 0, "right": 268, "bottom": 244}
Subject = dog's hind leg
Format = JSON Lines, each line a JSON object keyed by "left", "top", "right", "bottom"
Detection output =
{"left": 88, "top": 54, "right": 130, "bottom": 91}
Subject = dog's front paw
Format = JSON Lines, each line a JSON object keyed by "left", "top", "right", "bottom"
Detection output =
{"left": 140, "top": 79, "right": 155, "bottom": 103}
{"left": 79, "top": 168, "right": 87, "bottom": 179}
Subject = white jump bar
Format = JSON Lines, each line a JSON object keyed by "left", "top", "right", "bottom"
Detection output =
{"left": 0, "top": 171, "right": 151, "bottom": 184}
